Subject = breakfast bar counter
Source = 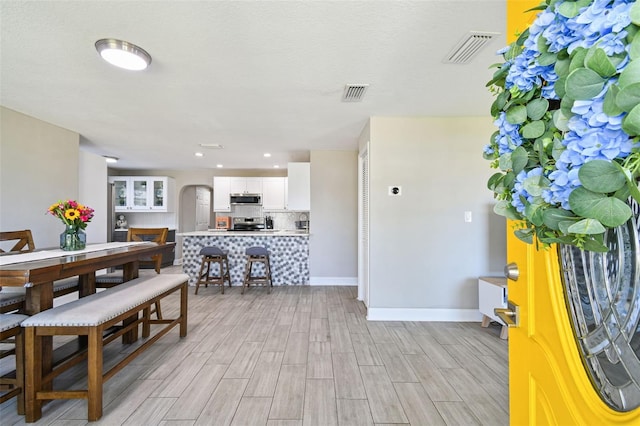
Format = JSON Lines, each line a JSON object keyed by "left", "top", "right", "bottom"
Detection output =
{"left": 178, "top": 230, "right": 310, "bottom": 286}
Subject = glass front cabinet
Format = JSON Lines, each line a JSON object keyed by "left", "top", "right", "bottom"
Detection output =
{"left": 109, "top": 176, "right": 175, "bottom": 212}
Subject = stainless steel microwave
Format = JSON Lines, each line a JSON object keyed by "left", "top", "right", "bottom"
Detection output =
{"left": 230, "top": 193, "right": 262, "bottom": 205}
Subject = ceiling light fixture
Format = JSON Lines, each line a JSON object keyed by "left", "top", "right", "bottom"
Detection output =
{"left": 216, "top": 164, "right": 223, "bottom": 168}
{"left": 264, "top": 153, "right": 271, "bottom": 158}
{"left": 273, "top": 165, "right": 280, "bottom": 168}
{"left": 195, "top": 152, "right": 204, "bottom": 157}
{"left": 95, "top": 39, "right": 152, "bottom": 71}
{"left": 103, "top": 156, "right": 118, "bottom": 163}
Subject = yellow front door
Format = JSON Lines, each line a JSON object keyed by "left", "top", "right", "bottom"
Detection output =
{"left": 506, "top": 227, "right": 640, "bottom": 425}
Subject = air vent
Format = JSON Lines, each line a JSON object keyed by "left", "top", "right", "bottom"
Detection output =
{"left": 342, "top": 84, "right": 369, "bottom": 102}
{"left": 199, "top": 143, "right": 224, "bottom": 149}
{"left": 444, "top": 31, "right": 499, "bottom": 64}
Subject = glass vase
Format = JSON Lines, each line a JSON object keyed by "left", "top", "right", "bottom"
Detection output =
{"left": 60, "top": 224, "right": 86, "bottom": 251}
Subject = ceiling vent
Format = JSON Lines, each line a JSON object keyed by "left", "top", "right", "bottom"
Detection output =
{"left": 342, "top": 84, "right": 369, "bottom": 102}
{"left": 444, "top": 31, "right": 499, "bottom": 64}
{"left": 199, "top": 143, "right": 224, "bottom": 149}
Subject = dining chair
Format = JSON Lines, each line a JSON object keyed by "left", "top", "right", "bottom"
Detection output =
{"left": 95, "top": 227, "right": 169, "bottom": 318}
{"left": 0, "top": 230, "right": 78, "bottom": 311}
{"left": 0, "top": 230, "right": 35, "bottom": 254}
{"left": 0, "top": 313, "right": 28, "bottom": 414}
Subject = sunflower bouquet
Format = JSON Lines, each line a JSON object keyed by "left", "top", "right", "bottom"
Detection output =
{"left": 47, "top": 199, "right": 95, "bottom": 230}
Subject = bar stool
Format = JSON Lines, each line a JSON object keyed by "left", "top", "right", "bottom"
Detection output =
{"left": 0, "top": 313, "right": 28, "bottom": 414}
{"left": 196, "top": 246, "right": 231, "bottom": 294}
{"left": 242, "top": 246, "right": 273, "bottom": 294}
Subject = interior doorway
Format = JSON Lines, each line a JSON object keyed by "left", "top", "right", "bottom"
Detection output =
{"left": 179, "top": 185, "right": 213, "bottom": 233}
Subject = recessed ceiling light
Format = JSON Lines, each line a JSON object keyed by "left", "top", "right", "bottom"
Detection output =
{"left": 95, "top": 39, "right": 151, "bottom": 71}
{"left": 273, "top": 165, "right": 280, "bottom": 168}
{"left": 264, "top": 153, "right": 271, "bottom": 157}
{"left": 103, "top": 156, "right": 118, "bottom": 163}
{"left": 195, "top": 152, "right": 204, "bottom": 157}
{"left": 216, "top": 164, "right": 223, "bottom": 168}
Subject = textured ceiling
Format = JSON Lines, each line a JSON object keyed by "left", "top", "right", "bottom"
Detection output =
{"left": 0, "top": 0, "right": 506, "bottom": 170}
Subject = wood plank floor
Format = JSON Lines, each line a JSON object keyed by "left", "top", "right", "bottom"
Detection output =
{"left": 0, "top": 268, "right": 509, "bottom": 425}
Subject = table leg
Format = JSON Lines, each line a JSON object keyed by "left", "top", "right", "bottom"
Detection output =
{"left": 78, "top": 273, "right": 96, "bottom": 297}
{"left": 122, "top": 261, "right": 140, "bottom": 343}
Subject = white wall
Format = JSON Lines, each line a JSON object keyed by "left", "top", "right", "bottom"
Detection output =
{"left": 79, "top": 150, "right": 108, "bottom": 243}
{"left": 0, "top": 107, "right": 80, "bottom": 249}
{"left": 309, "top": 151, "right": 358, "bottom": 284}
{"left": 366, "top": 116, "right": 506, "bottom": 320}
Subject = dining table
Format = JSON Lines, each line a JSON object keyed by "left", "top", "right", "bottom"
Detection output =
{"left": 0, "top": 241, "right": 176, "bottom": 392}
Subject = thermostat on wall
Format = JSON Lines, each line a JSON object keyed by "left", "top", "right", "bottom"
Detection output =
{"left": 388, "top": 186, "right": 402, "bottom": 196}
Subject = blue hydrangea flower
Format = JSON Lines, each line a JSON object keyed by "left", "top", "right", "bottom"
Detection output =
{"left": 493, "top": 112, "right": 523, "bottom": 155}
{"left": 512, "top": 167, "right": 545, "bottom": 214}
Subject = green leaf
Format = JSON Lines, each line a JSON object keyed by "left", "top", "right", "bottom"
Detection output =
{"left": 506, "top": 104, "right": 527, "bottom": 125}
{"left": 603, "top": 85, "right": 623, "bottom": 116}
{"left": 499, "top": 152, "right": 512, "bottom": 171}
{"left": 616, "top": 83, "right": 640, "bottom": 113}
{"left": 557, "top": 0, "right": 587, "bottom": 18}
{"left": 555, "top": 76, "right": 567, "bottom": 98}
{"left": 487, "top": 173, "right": 504, "bottom": 192}
{"left": 552, "top": 136, "right": 565, "bottom": 161}
{"left": 543, "top": 208, "right": 578, "bottom": 231}
{"left": 527, "top": 98, "right": 549, "bottom": 120}
{"left": 554, "top": 57, "right": 571, "bottom": 78}
{"left": 494, "top": 200, "right": 521, "bottom": 220}
{"left": 622, "top": 104, "right": 640, "bottom": 136}
{"left": 585, "top": 47, "right": 616, "bottom": 78}
{"left": 514, "top": 228, "right": 534, "bottom": 244}
{"left": 523, "top": 174, "right": 548, "bottom": 197}
{"left": 569, "top": 48, "right": 587, "bottom": 72}
{"left": 553, "top": 109, "right": 570, "bottom": 132}
{"left": 565, "top": 68, "right": 605, "bottom": 100}
{"left": 558, "top": 220, "right": 576, "bottom": 234}
{"left": 619, "top": 59, "right": 640, "bottom": 89}
{"left": 630, "top": 1, "right": 640, "bottom": 26}
{"left": 561, "top": 96, "right": 575, "bottom": 118}
{"left": 578, "top": 160, "right": 626, "bottom": 193}
{"left": 538, "top": 52, "right": 557, "bottom": 67}
{"left": 581, "top": 237, "right": 609, "bottom": 253}
{"left": 630, "top": 31, "right": 640, "bottom": 60}
{"left": 613, "top": 184, "right": 631, "bottom": 201}
{"left": 569, "top": 187, "right": 632, "bottom": 227}
{"left": 524, "top": 202, "right": 545, "bottom": 226}
{"left": 567, "top": 218, "right": 606, "bottom": 235}
{"left": 511, "top": 146, "right": 529, "bottom": 175}
{"left": 522, "top": 120, "right": 545, "bottom": 139}
{"left": 612, "top": 159, "right": 640, "bottom": 203}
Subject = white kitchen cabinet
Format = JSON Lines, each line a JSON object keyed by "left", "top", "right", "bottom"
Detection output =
{"left": 110, "top": 176, "right": 175, "bottom": 212}
{"left": 287, "top": 162, "right": 310, "bottom": 211}
{"left": 262, "top": 177, "right": 287, "bottom": 210}
{"left": 213, "top": 176, "right": 231, "bottom": 212}
{"left": 230, "top": 177, "right": 263, "bottom": 194}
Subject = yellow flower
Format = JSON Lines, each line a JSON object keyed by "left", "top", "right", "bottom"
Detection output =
{"left": 64, "top": 209, "right": 80, "bottom": 220}
{"left": 48, "top": 203, "right": 59, "bottom": 212}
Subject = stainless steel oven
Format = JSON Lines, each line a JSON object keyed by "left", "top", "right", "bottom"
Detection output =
{"left": 230, "top": 194, "right": 262, "bottom": 205}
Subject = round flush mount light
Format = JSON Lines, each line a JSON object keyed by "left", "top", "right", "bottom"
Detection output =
{"left": 195, "top": 152, "right": 204, "bottom": 157}
{"left": 95, "top": 39, "right": 151, "bottom": 71}
{"left": 103, "top": 156, "right": 119, "bottom": 163}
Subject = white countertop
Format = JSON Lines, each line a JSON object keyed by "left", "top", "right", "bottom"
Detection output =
{"left": 178, "top": 230, "right": 310, "bottom": 237}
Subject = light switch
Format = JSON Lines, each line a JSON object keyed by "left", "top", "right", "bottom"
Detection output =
{"left": 465, "top": 211, "right": 472, "bottom": 222}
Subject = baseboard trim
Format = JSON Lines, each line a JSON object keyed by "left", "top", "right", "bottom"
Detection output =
{"left": 366, "top": 308, "right": 482, "bottom": 322}
{"left": 309, "top": 277, "right": 358, "bottom": 286}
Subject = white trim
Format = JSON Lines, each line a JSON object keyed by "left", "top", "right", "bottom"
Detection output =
{"left": 310, "top": 276, "right": 358, "bottom": 286}
{"left": 366, "top": 308, "right": 483, "bottom": 322}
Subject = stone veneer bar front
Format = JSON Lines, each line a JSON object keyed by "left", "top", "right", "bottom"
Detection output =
{"left": 178, "top": 230, "right": 310, "bottom": 286}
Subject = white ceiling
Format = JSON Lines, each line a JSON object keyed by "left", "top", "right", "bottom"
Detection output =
{"left": 0, "top": 0, "right": 506, "bottom": 170}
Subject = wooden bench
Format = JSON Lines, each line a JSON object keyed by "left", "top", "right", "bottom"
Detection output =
{"left": 21, "top": 273, "right": 189, "bottom": 422}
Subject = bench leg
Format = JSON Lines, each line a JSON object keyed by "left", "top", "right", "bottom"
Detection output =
{"left": 15, "top": 328, "right": 25, "bottom": 415}
{"left": 142, "top": 306, "right": 151, "bottom": 338}
{"left": 87, "top": 327, "right": 104, "bottom": 421}
{"left": 180, "top": 283, "right": 188, "bottom": 338}
{"left": 24, "top": 327, "right": 42, "bottom": 423}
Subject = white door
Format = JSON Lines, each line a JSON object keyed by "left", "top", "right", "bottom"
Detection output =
{"left": 195, "top": 187, "right": 211, "bottom": 231}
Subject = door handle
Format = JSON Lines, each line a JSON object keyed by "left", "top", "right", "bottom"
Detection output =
{"left": 504, "top": 262, "right": 519, "bottom": 281}
{"left": 494, "top": 301, "right": 520, "bottom": 327}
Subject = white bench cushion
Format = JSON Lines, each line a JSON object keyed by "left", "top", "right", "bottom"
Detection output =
{"left": 0, "top": 290, "right": 26, "bottom": 308}
{"left": 1, "top": 313, "right": 29, "bottom": 332}
{"left": 22, "top": 274, "right": 188, "bottom": 328}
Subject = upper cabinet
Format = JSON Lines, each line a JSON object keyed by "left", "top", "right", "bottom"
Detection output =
{"left": 287, "top": 163, "right": 310, "bottom": 211}
{"left": 213, "top": 176, "right": 231, "bottom": 212}
{"left": 230, "top": 177, "right": 263, "bottom": 194}
{"left": 262, "top": 177, "right": 287, "bottom": 211}
{"left": 110, "top": 176, "right": 175, "bottom": 212}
